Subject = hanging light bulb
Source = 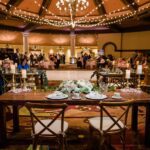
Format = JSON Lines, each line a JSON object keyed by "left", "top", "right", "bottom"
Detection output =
{"left": 56, "top": 0, "right": 89, "bottom": 12}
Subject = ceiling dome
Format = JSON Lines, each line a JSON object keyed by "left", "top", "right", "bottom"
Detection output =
{"left": 0, "top": 0, "right": 150, "bottom": 33}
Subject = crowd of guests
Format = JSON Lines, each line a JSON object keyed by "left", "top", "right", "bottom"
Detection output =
{"left": 76, "top": 51, "right": 150, "bottom": 71}
{"left": 77, "top": 52, "right": 96, "bottom": 69}
{"left": 0, "top": 48, "right": 150, "bottom": 72}
{"left": 0, "top": 48, "right": 66, "bottom": 71}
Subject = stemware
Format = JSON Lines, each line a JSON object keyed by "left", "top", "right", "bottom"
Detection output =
{"left": 99, "top": 82, "right": 108, "bottom": 95}
{"left": 72, "top": 91, "right": 81, "bottom": 99}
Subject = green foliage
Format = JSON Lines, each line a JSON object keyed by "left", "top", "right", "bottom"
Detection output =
{"left": 38, "top": 70, "right": 48, "bottom": 89}
{"left": 108, "top": 85, "right": 116, "bottom": 92}
{"left": 92, "top": 83, "right": 116, "bottom": 92}
{"left": 47, "top": 86, "right": 57, "bottom": 91}
{"left": 80, "top": 87, "right": 90, "bottom": 94}
{"left": 92, "top": 84, "right": 99, "bottom": 91}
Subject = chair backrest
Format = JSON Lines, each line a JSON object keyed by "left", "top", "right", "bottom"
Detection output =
{"left": 99, "top": 100, "right": 133, "bottom": 134}
{"left": 25, "top": 102, "right": 68, "bottom": 137}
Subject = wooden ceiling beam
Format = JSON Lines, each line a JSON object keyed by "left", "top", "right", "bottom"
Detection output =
{"left": 23, "top": 23, "right": 39, "bottom": 32}
{"left": 0, "top": 24, "right": 23, "bottom": 31}
{"left": 32, "top": 29, "right": 70, "bottom": 34}
{"left": 109, "top": 24, "right": 122, "bottom": 32}
{"left": 93, "top": 0, "right": 121, "bottom": 32}
{"left": 6, "top": 0, "right": 23, "bottom": 11}
{"left": 39, "top": 0, "right": 52, "bottom": 16}
{"left": 94, "top": 0, "right": 106, "bottom": 15}
{"left": 121, "top": 0, "right": 139, "bottom": 11}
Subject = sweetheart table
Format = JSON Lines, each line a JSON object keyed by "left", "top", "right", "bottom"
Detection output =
{"left": 0, "top": 90, "right": 150, "bottom": 147}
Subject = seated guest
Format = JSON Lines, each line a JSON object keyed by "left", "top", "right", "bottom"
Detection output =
{"left": 18, "top": 59, "right": 29, "bottom": 71}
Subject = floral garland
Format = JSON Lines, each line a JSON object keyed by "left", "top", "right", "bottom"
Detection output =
{"left": 57, "top": 80, "right": 93, "bottom": 94}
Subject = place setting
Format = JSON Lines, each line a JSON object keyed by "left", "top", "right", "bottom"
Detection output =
{"left": 85, "top": 82, "right": 108, "bottom": 100}
{"left": 111, "top": 92, "right": 122, "bottom": 99}
{"left": 46, "top": 91, "right": 68, "bottom": 100}
{"left": 85, "top": 91, "right": 107, "bottom": 100}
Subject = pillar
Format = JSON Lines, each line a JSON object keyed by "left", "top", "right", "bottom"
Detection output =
{"left": 22, "top": 32, "right": 29, "bottom": 54}
{"left": 70, "top": 30, "right": 76, "bottom": 57}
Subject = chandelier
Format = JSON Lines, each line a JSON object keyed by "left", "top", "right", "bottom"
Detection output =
{"left": 56, "top": 0, "right": 89, "bottom": 12}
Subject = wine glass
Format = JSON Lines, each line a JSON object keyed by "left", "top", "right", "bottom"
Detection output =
{"left": 99, "top": 82, "right": 108, "bottom": 95}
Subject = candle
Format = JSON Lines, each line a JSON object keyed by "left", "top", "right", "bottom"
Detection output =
{"left": 125, "top": 69, "right": 130, "bottom": 79}
{"left": 126, "top": 63, "right": 130, "bottom": 68}
{"left": 15, "top": 63, "right": 18, "bottom": 68}
{"left": 112, "top": 60, "right": 115, "bottom": 65}
{"left": 0, "top": 60, "right": 2, "bottom": 66}
{"left": 10, "top": 64, "right": 16, "bottom": 74}
{"left": 137, "top": 65, "right": 142, "bottom": 74}
{"left": 21, "top": 69, "right": 27, "bottom": 78}
{"left": 136, "top": 61, "right": 139, "bottom": 65}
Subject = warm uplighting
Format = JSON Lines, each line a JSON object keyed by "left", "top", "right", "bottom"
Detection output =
{"left": 29, "top": 37, "right": 43, "bottom": 44}
{"left": 52, "top": 37, "right": 69, "bottom": 44}
{"left": 0, "top": 33, "right": 17, "bottom": 41}
{"left": 49, "top": 49, "right": 54, "bottom": 54}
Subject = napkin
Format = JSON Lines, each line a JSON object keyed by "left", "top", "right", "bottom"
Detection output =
{"left": 9, "top": 88, "right": 32, "bottom": 93}
{"left": 120, "top": 88, "right": 142, "bottom": 93}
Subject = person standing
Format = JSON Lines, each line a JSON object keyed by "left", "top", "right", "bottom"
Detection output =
{"left": 13, "top": 48, "right": 20, "bottom": 65}
{"left": 55, "top": 53, "right": 60, "bottom": 69}
{"left": 83, "top": 53, "right": 89, "bottom": 69}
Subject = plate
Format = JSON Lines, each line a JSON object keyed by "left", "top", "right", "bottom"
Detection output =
{"left": 85, "top": 94, "right": 107, "bottom": 100}
{"left": 46, "top": 92, "right": 68, "bottom": 99}
{"left": 112, "top": 96, "right": 122, "bottom": 99}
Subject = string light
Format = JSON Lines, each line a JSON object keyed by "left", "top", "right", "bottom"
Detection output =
{"left": 0, "top": 0, "right": 149, "bottom": 28}
{"left": 56, "top": 0, "right": 89, "bottom": 12}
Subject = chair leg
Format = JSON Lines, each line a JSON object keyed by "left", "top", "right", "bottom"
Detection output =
{"left": 120, "top": 133, "right": 126, "bottom": 150}
{"left": 64, "top": 137, "right": 68, "bottom": 150}
{"left": 99, "top": 135, "right": 105, "bottom": 150}
{"left": 32, "top": 136, "right": 38, "bottom": 150}
{"left": 59, "top": 135, "right": 65, "bottom": 150}
{"left": 89, "top": 125, "right": 94, "bottom": 149}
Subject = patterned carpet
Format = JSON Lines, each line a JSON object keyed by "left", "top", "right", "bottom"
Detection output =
{"left": 4, "top": 104, "right": 147, "bottom": 150}
{"left": 2, "top": 81, "right": 148, "bottom": 150}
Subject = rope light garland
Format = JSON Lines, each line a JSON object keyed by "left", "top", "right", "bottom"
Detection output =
{"left": 0, "top": 0, "right": 149, "bottom": 28}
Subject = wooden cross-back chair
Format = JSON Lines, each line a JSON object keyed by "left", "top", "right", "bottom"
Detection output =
{"left": 88, "top": 100, "right": 133, "bottom": 150}
{"left": 25, "top": 102, "right": 68, "bottom": 150}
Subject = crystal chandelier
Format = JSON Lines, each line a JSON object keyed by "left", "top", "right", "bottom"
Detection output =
{"left": 56, "top": 0, "right": 89, "bottom": 12}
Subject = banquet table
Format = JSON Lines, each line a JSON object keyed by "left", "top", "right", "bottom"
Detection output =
{"left": 0, "top": 71, "right": 43, "bottom": 93}
{"left": 0, "top": 90, "right": 150, "bottom": 147}
{"left": 94, "top": 71, "right": 145, "bottom": 87}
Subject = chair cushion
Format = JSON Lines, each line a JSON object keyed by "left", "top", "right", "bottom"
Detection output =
{"left": 34, "top": 119, "right": 68, "bottom": 135}
{"left": 88, "top": 116, "right": 124, "bottom": 132}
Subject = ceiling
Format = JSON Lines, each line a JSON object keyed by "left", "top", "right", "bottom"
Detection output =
{"left": 0, "top": 0, "right": 150, "bottom": 34}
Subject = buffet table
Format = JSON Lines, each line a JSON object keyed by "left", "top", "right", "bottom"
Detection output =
{"left": 0, "top": 90, "right": 150, "bottom": 147}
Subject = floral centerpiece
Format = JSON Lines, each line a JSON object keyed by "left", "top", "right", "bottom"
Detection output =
{"left": 57, "top": 80, "right": 93, "bottom": 94}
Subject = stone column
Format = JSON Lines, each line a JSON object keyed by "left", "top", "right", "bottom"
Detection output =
{"left": 22, "top": 32, "right": 29, "bottom": 54}
{"left": 70, "top": 30, "right": 76, "bottom": 57}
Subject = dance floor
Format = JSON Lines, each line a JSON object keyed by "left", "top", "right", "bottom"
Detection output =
{"left": 46, "top": 70, "right": 96, "bottom": 81}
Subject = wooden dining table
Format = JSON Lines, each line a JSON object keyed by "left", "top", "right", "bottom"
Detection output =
{"left": 0, "top": 89, "right": 150, "bottom": 147}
